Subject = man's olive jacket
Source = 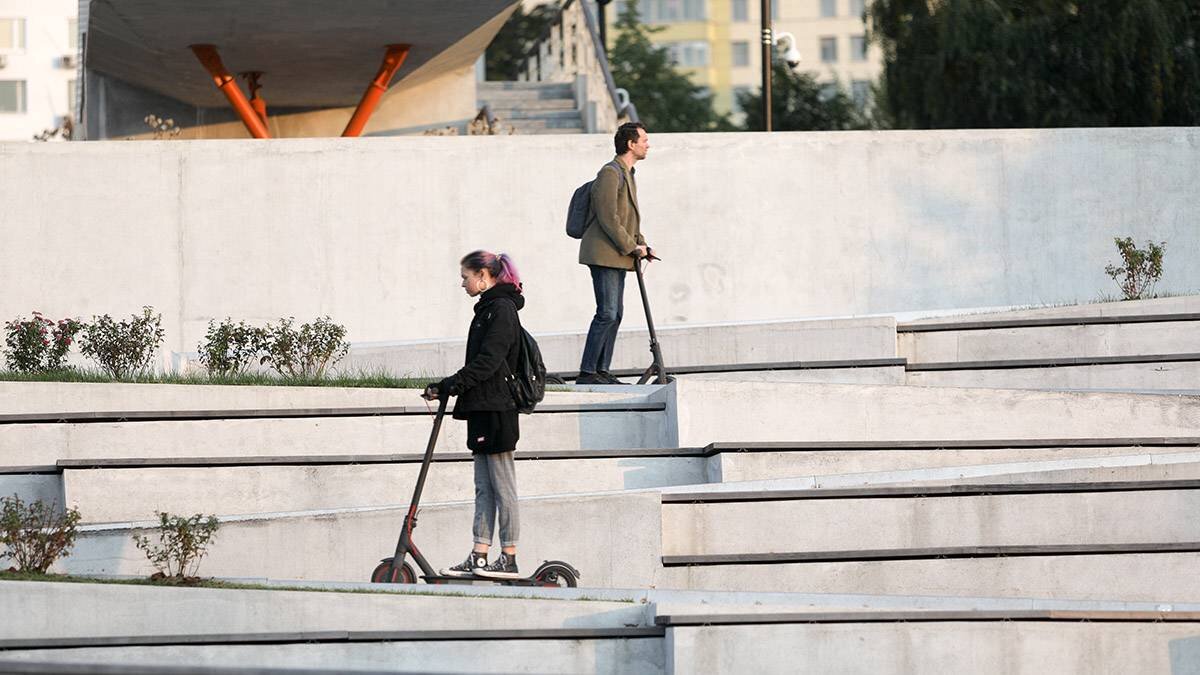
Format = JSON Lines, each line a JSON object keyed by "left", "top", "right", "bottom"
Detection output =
{"left": 579, "top": 156, "right": 646, "bottom": 271}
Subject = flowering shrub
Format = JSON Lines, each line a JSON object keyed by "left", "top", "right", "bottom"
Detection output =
{"left": 133, "top": 511, "right": 220, "bottom": 580}
{"left": 1105, "top": 237, "right": 1166, "bottom": 301}
{"left": 79, "top": 307, "right": 165, "bottom": 378}
{"left": 3, "top": 313, "right": 83, "bottom": 373}
{"left": 0, "top": 495, "right": 82, "bottom": 574}
{"left": 198, "top": 319, "right": 267, "bottom": 377}
{"left": 260, "top": 316, "right": 350, "bottom": 379}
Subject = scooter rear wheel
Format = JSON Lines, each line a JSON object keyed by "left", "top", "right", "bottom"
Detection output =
{"left": 533, "top": 562, "right": 578, "bottom": 588}
{"left": 371, "top": 560, "right": 416, "bottom": 584}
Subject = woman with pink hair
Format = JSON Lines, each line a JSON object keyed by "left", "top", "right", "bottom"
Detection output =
{"left": 423, "top": 250, "right": 525, "bottom": 580}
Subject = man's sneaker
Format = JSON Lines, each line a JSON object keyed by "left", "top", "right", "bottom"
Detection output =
{"left": 475, "top": 552, "right": 520, "bottom": 579}
{"left": 440, "top": 551, "right": 487, "bottom": 578}
{"left": 575, "top": 372, "right": 604, "bottom": 385}
{"left": 597, "top": 371, "right": 629, "bottom": 385}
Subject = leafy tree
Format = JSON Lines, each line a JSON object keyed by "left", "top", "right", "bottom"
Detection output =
{"left": 737, "top": 60, "right": 870, "bottom": 131}
{"left": 609, "top": 0, "right": 731, "bottom": 132}
{"left": 486, "top": 2, "right": 562, "bottom": 81}
{"left": 868, "top": 0, "right": 1200, "bottom": 128}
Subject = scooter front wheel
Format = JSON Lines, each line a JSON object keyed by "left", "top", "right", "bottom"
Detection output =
{"left": 371, "top": 559, "right": 416, "bottom": 584}
{"left": 533, "top": 562, "right": 578, "bottom": 588}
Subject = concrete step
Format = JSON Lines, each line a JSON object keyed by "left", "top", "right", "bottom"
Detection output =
{"left": 483, "top": 98, "right": 578, "bottom": 112}
{"left": 661, "top": 552, "right": 1200, "bottom": 603}
{"left": 665, "top": 610, "right": 1200, "bottom": 674}
{"left": 904, "top": 294, "right": 1200, "bottom": 326}
{"left": 905, "top": 355, "right": 1200, "bottom": 393}
{"left": 1, "top": 406, "right": 671, "bottom": 467}
{"left": 670, "top": 379, "right": 1200, "bottom": 447}
{"left": 479, "top": 81, "right": 575, "bottom": 94}
{"left": 487, "top": 108, "right": 582, "bottom": 121}
{"left": 899, "top": 315, "right": 1200, "bottom": 363}
{"left": 0, "top": 639, "right": 665, "bottom": 673}
{"left": 507, "top": 118, "right": 585, "bottom": 131}
{"left": 661, "top": 481, "right": 1200, "bottom": 559}
{"left": 342, "top": 316, "right": 897, "bottom": 379}
{"left": 55, "top": 442, "right": 1200, "bottom": 524}
{"left": 60, "top": 453, "right": 706, "bottom": 523}
{"left": 0, "top": 579, "right": 649, "bottom": 641}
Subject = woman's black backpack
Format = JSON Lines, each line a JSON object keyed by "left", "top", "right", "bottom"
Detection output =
{"left": 502, "top": 305, "right": 546, "bottom": 414}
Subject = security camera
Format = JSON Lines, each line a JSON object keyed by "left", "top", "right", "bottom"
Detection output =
{"left": 784, "top": 47, "right": 803, "bottom": 69}
{"left": 775, "top": 32, "right": 802, "bottom": 70}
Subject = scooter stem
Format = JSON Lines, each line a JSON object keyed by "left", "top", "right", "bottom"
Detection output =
{"left": 634, "top": 256, "right": 670, "bottom": 385}
{"left": 390, "top": 396, "right": 448, "bottom": 577}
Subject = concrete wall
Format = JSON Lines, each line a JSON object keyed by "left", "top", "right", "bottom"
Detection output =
{"left": 3, "top": 128, "right": 1197, "bottom": 361}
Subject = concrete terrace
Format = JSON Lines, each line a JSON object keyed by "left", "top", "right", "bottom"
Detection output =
{"left": 3, "top": 295, "right": 1200, "bottom": 672}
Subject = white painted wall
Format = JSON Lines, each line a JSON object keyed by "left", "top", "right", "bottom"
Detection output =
{"left": 1, "top": 128, "right": 1197, "bottom": 361}
{"left": 0, "top": 0, "right": 77, "bottom": 140}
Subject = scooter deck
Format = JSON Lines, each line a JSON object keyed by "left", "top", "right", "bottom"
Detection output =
{"left": 421, "top": 573, "right": 561, "bottom": 587}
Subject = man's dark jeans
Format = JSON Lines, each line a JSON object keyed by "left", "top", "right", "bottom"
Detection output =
{"left": 580, "top": 265, "right": 626, "bottom": 374}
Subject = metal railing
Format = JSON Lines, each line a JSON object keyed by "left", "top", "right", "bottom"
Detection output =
{"left": 519, "top": 0, "right": 638, "bottom": 132}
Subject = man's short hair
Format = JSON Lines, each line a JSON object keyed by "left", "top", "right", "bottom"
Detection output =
{"left": 614, "top": 122, "right": 646, "bottom": 155}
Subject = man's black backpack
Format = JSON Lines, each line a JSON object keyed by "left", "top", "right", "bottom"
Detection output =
{"left": 502, "top": 309, "right": 546, "bottom": 414}
{"left": 565, "top": 160, "right": 624, "bottom": 239}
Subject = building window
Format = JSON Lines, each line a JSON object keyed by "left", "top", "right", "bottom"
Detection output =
{"left": 68, "top": 80, "right": 77, "bottom": 109}
{"left": 851, "top": 80, "right": 871, "bottom": 108}
{"left": 0, "top": 18, "right": 25, "bottom": 50}
{"left": 665, "top": 41, "right": 710, "bottom": 67}
{"left": 820, "top": 36, "right": 838, "bottom": 63}
{"left": 731, "top": 41, "right": 750, "bottom": 67}
{"left": 821, "top": 0, "right": 838, "bottom": 18}
{"left": 642, "top": 0, "right": 706, "bottom": 23}
{"left": 732, "top": 0, "right": 748, "bottom": 22}
{"left": 0, "top": 80, "right": 27, "bottom": 113}
{"left": 851, "top": 35, "right": 867, "bottom": 61}
{"left": 68, "top": 18, "right": 79, "bottom": 51}
{"left": 849, "top": 0, "right": 867, "bottom": 17}
{"left": 818, "top": 82, "right": 838, "bottom": 102}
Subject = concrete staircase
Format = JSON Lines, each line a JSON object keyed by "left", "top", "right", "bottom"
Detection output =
{"left": 5, "top": 296, "right": 1200, "bottom": 672}
{"left": 477, "top": 81, "right": 586, "bottom": 135}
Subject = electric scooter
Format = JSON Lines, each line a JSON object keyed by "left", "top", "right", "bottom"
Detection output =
{"left": 634, "top": 253, "right": 671, "bottom": 385}
{"left": 370, "top": 396, "right": 580, "bottom": 587}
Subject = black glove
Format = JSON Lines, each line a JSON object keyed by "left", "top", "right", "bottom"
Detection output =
{"left": 425, "top": 375, "right": 457, "bottom": 401}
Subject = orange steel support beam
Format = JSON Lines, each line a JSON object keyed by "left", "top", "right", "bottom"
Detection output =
{"left": 189, "top": 45, "right": 271, "bottom": 139}
{"left": 342, "top": 44, "right": 410, "bottom": 137}
{"left": 242, "top": 71, "right": 268, "bottom": 126}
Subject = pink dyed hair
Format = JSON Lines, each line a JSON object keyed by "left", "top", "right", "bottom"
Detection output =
{"left": 461, "top": 250, "right": 522, "bottom": 289}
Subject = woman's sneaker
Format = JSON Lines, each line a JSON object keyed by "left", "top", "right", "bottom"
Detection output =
{"left": 440, "top": 551, "right": 487, "bottom": 578}
{"left": 475, "top": 552, "right": 520, "bottom": 579}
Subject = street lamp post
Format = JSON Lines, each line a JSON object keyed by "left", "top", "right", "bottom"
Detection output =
{"left": 760, "top": 0, "right": 773, "bottom": 131}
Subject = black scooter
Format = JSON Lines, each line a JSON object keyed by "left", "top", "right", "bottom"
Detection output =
{"left": 635, "top": 253, "right": 671, "bottom": 385}
{"left": 370, "top": 397, "right": 580, "bottom": 587}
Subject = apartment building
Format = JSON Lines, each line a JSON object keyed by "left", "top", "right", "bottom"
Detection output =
{"left": 0, "top": 0, "right": 79, "bottom": 140}
{"left": 606, "top": 0, "right": 881, "bottom": 121}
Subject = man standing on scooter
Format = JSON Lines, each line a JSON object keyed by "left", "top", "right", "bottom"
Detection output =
{"left": 577, "top": 122, "right": 654, "bottom": 385}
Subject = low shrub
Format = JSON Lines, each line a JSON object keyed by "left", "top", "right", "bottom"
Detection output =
{"left": 260, "top": 316, "right": 350, "bottom": 379}
{"left": 79, "top": 307, "right": 165, "bottom": 378}
{"left": 3, "top": 313, "right": 83, "bottom": 373}
{"left": 1105, "top": 237, "right": 1166, "bottom": 301}
{"left": 0, "top": 495, "right": 82, "bottom": 574}
{"left": 198, "top": 319, "right": 267, "bottom": 377}
{"left": 133, "top": 512, "right": 220, "bottom": 580}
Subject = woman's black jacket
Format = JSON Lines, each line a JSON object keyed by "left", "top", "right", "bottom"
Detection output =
{"left": 440, "top": 283, "right": 523, "bottom": 421}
